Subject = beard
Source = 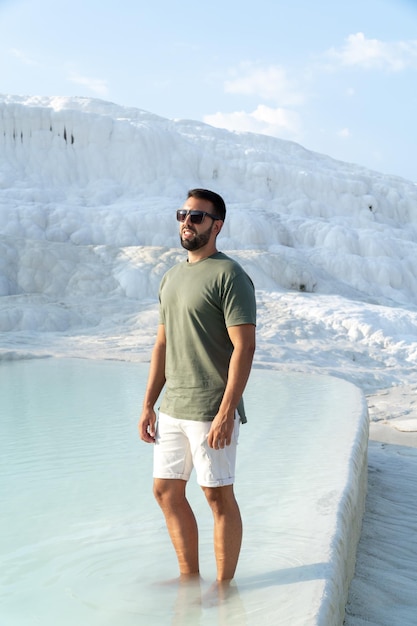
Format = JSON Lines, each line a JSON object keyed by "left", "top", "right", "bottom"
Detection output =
{"left": 180, "top": 222, "right": 214, "bottom": 251}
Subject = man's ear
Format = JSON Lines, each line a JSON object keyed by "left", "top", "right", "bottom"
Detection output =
{"left": 214, "top": 220, "right": 224, "bottom": 235}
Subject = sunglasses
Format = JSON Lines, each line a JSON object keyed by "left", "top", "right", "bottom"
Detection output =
{"left": 176, "top": 209, "right": 222, "bottom": 224}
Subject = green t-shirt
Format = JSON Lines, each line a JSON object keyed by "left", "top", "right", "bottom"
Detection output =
{"left": 158, "top": 252, "right": 256, "bottom": 422}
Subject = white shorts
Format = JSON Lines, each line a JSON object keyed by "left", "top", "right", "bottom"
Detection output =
{"left": 153, "top": 412, "right": 240, "bottom": 487}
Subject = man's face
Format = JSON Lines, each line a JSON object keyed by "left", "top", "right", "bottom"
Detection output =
{"left": 179, "top": 197, "right": 217, "bottom": 252}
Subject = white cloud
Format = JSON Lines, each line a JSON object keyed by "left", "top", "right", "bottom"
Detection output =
{"left": 224, "top": 62, "right": 305, "bottom": 106}
{"left": 68, "top": 71, "right": 109, "bottom": 97}
{"left": 326, "top": 32, "right": 417, "bottom": 71}
{"left": 204, "top": 105, "right": 301, "bottom": 140}
{"left": 9, "top": 48, "right": 38, "bottom": 66}
{"left": 337, "top": 128, "right": 350, "bottom": 138}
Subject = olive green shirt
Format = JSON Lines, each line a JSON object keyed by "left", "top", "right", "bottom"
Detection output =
{"left": 159, "top": 252, "right": 256, "bottom": 422}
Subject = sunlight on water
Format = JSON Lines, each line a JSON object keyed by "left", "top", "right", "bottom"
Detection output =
{"left": 0, "top": 358, "right": 365, "bottom": 625}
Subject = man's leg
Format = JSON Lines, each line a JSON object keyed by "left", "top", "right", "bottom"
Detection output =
{"left": 153, "top": 478, "right": 200, "bottom": 576}
{"left": 202, "top": 484, "right": 242, "bottom": 581}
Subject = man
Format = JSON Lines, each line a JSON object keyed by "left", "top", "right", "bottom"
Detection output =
{"left": 139, "top": 188, "right": 256, "bottom": 583}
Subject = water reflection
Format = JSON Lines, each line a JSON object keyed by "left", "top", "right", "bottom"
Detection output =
{"left": 153, "top": 577, "right": 247, "bottom": 626}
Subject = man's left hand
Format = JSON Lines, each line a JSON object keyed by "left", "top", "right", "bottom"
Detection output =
{"left": 207, "top": 412, "right": 235, "bottom": 449}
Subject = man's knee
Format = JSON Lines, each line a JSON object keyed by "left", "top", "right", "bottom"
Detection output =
{"left": 153, "top": 478, "right": 186, "bottom": 508}
{"left": 202, "top": 485, "right": 236, "bottom": 515}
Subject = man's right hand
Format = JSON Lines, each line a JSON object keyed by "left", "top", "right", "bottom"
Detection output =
{"left": 138, "top": 408, "right": 157, "bottom": 443}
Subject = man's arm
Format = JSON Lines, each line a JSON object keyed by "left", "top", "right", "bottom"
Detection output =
{"left": 207, "top": 323, "right": 256, "bottom": 449}
{"left": 138, "top": 324, "right": 166, "bottom": 443}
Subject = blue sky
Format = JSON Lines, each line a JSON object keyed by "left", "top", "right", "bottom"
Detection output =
{"left": 1, "top": 0, "right": 416, "bottom": 181}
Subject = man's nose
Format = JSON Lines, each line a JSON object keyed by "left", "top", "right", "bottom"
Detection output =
{"left": 183, "top": 213, "right": 194, "bottom": 226}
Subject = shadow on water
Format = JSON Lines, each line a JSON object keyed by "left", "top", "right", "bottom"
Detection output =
{"left": 238, "top": 562, "right": 328, "bottom": 590}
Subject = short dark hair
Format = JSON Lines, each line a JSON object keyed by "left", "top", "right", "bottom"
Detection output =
{"left": 187, "top": 189, "right": 226, "bottom": 221}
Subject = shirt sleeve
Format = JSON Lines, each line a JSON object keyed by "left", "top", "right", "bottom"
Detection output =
{"left": 222, "top": 269, "right": 256, "bottom": 327}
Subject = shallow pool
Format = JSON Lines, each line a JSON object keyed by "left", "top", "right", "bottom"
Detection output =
{"left": 0, "top": 358, "right": 367, "bottom": 625}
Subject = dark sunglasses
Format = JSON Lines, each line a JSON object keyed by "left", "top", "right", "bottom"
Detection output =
{"left": 176, "top": 209, "right": 222, "bottom": 224}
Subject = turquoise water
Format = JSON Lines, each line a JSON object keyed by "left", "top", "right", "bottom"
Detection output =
{"left": 0, "top": 358, "right": 364, "bottom": 625}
